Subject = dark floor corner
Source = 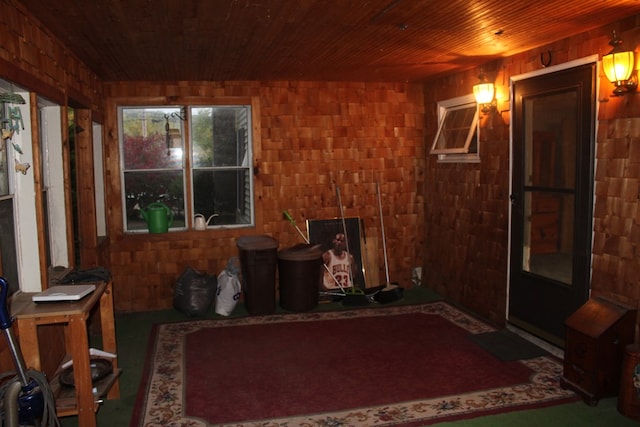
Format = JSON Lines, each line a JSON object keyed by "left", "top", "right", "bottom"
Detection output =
{"left": 58, "top": 286, "right": 637, "bottom": 427}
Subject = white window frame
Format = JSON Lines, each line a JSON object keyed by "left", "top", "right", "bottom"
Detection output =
{"left": 118, "top": 103, "right": 255, "bottom": 232}
{"left": 431, "top": 94, "right": 480, "bottom": 163}
{"left": 190, "top": 105, "right": 254, "bottom": 228}
{"left": 1, "top": 83, "right": 42, "bottom": 292}
{"left": 39, "top": 100, "right": 69, "bottom": 268}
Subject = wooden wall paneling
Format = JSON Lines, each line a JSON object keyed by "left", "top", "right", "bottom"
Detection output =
{"left": 74, "top": 108, "right": 99, "bottom": 268}
{"left": 29, "top": 92, "right": 49, "bottom": 287}
{"left": 61, "top": 106, "right": 75, "bottom": 269}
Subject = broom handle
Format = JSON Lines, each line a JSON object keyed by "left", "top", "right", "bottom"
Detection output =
{"left": 377, "top": 182, "right": 390, "bottom": 285}
{"left": 336, "top": 186, "right": 355, "bottom": 289}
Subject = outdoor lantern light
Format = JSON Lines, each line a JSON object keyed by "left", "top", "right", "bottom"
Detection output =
{"left": 602, "top": 31, "right": 637, "bottom": 96}
{"left": 473, "top": 73, "right": 495, "bottom": 113}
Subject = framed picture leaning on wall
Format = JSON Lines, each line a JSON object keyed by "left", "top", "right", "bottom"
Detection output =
{"left": 307, "top": 217, "right": 365, "bottom": 293}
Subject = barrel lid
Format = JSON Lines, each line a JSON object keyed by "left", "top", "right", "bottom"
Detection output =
{"left": 278, "top": 243, "right": 323, "bottom": 260}
{"left": 236, "top": 235, "right": 279, "bottom": 250}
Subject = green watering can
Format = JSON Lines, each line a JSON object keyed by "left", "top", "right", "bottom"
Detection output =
{"left": 140, "top": 202, "right": 174, "bottom": 233}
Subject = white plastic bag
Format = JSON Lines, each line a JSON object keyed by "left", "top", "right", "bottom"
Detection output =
{"left": 215, "top": 257, "right": 242, "bottom": 316}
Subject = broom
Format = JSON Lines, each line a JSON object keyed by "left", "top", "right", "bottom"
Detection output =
{"left": 373, "top": 182, "right": 403, "bottom": 303}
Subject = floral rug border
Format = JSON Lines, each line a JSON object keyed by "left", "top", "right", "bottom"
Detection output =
{"left": 135, "top": 302, "right": 576, "bottom": 426}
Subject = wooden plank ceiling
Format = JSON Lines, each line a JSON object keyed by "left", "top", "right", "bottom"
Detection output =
{"left": 16, "top": 0, "right": 640, "bottom": 82}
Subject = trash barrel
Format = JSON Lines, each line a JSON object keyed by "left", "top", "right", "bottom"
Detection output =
{"left": 277, "top": 243, "right": 323, "bottom": 312}
{"left": 236, "top": 235, "right": 279, "bottom": 315}
{"left": 618, "top": 344, "right": 640, "bottom": 421}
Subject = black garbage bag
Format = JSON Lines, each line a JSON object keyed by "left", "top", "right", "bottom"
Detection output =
{"left": 57, "top": 267, "right": 111, "bottom": 284}
{"left": 173, "top": 267, "right": 217, "bottom": 316}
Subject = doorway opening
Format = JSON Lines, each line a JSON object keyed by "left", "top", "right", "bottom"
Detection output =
{"left": 508, "top": 56, "right": 597, "bottom": 346}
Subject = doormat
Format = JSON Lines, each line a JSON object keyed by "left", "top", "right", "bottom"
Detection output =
{"left": 468, "top": 329, "right": 550, "bottom": 361}
{"left": 131, "top": 302, "right": 576, "bottom": 427}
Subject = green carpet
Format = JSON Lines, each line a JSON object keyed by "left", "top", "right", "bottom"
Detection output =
{"left": 59, "top": 286, "right": 638, "bottom": 427}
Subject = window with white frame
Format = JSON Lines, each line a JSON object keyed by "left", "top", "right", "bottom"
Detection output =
{"left": 0, "top": 85, "right": 21, "bottom": 292}
{"left": 119, "top": 103, "right": 254, "bottom": 232}
{"left": 430, "top": 94, "right": 480, "bottom": 163}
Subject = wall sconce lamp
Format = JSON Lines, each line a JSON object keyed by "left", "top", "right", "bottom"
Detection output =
{"left": 473, "top": 72, "right": 496, "bottom": 114}
{"left": 602, "top": 31, "right": 637, "bottom": 96}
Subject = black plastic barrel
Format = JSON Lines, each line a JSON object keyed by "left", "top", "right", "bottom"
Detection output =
{"left": 277, "top": 243, "right": 323, "bottom": 312}
{"left": 236, "top": 235, "right": 279, "bottom": 315}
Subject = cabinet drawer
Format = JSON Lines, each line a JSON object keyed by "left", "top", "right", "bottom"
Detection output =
{"left": 564, "top": 362, "right": 594, "bottom": 391}
{"left": 565, "top": 333, "right": 597, "bottom": 371}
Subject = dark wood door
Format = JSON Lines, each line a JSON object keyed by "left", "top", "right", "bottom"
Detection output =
{"left": 509, "top": 63, "right": 596, "bottom": 346}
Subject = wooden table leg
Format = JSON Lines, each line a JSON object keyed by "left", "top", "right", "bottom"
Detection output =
{"left": 68, "top": 315, "right": 96, "bottom": 427}
{"left": 99, "top": 281, "right": 119, "bottom": 399}
{"left": 15, "top": 318, "right": 40, "bottom": 371}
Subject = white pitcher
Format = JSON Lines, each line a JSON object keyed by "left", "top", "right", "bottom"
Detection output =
{"left": 194, "top": 214, "right": 218, "bottom": 230}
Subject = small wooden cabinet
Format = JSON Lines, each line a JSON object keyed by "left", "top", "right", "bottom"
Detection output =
{"left": 561, "top": 297, "right": 637, "bottom": 405}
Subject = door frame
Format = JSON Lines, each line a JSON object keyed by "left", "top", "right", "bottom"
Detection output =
{"left": 506, "top": 55, "right": 600, "bottom": 344}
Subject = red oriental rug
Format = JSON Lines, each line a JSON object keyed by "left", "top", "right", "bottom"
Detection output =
{"left": 130, "top": 302, "right": 576, "bottom": 426}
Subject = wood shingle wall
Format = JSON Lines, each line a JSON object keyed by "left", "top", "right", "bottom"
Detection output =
{"left": 104, "top": 81, "right": 425, "bottom": 312}
{"left": 423, "top": 16, "right": 640, "bottom": 326}
{"left": 593, "top": 106, "right": 640, "bottom": 306}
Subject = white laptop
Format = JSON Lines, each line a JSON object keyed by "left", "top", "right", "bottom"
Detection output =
{"left": 32, "top": 284, "right": 96, "bottom": 303}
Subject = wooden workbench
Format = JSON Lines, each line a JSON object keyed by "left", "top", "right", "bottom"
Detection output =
{"left": 10, "top": 281, "right": 120, "bottom": 427}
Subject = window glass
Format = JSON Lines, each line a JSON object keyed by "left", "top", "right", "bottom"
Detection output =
{"left": 120, "top": 104, "right": 253, "bottom": 232}
{"left": 93, "top": 122, "right": 107, "bottom": 237}
{"left": 121, "top": 107, "right": 186, "bottom": 231}
{"left": 122, "top": 108, "right": 183, "bottom": 170}
{"left": 192, "top": 107, "right": 249, "bottom": 168}
{"left": 193, "top": 169, "right": 251, "bottom": 225}
{"left": 0, "top": 86, "right": 18, "bottom": 292}
{"left": 431, "top": 95, "right": 480, "bottom": 163}
{"left": 0, "top": 198, "right": 18, "bottom": 292}
{"left": 191, "top": 106, "right": 252, "bottom": 226}
{"left": 431, "top": 103, "right": 477, "bottom": 154}
{"left": 0, "top": 101, "right": 10, "bottom": 196}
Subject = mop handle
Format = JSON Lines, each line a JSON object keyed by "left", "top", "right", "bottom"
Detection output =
{"left": 0, "top": 276, "right": 12, "bottom": 330}
{"left": 283, "top": 210, "right": 310, "bottom": 243}
{"left": 283, "top": 210, "right": 345, "bottom": 292}
{"left": 377, "top": 182, "right": 390, "bottom": 284}
{"left": 0, "top": 277, "right": 29, "bottom": 386}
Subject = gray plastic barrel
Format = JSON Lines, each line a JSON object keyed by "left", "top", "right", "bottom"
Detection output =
{"left": 277, "top": 243, "right": 323, "bottom": 312}
{"left": 236, "top": 235, "right": 279, "bottom": 315}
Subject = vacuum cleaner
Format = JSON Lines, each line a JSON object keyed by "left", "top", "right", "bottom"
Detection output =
{"left": 0, "top": 276, "right": 60, "bottom": 427}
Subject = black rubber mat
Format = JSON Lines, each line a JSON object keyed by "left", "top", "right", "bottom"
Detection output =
{"left": 468, "top": 329, "right": 550, "bottom": 361}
